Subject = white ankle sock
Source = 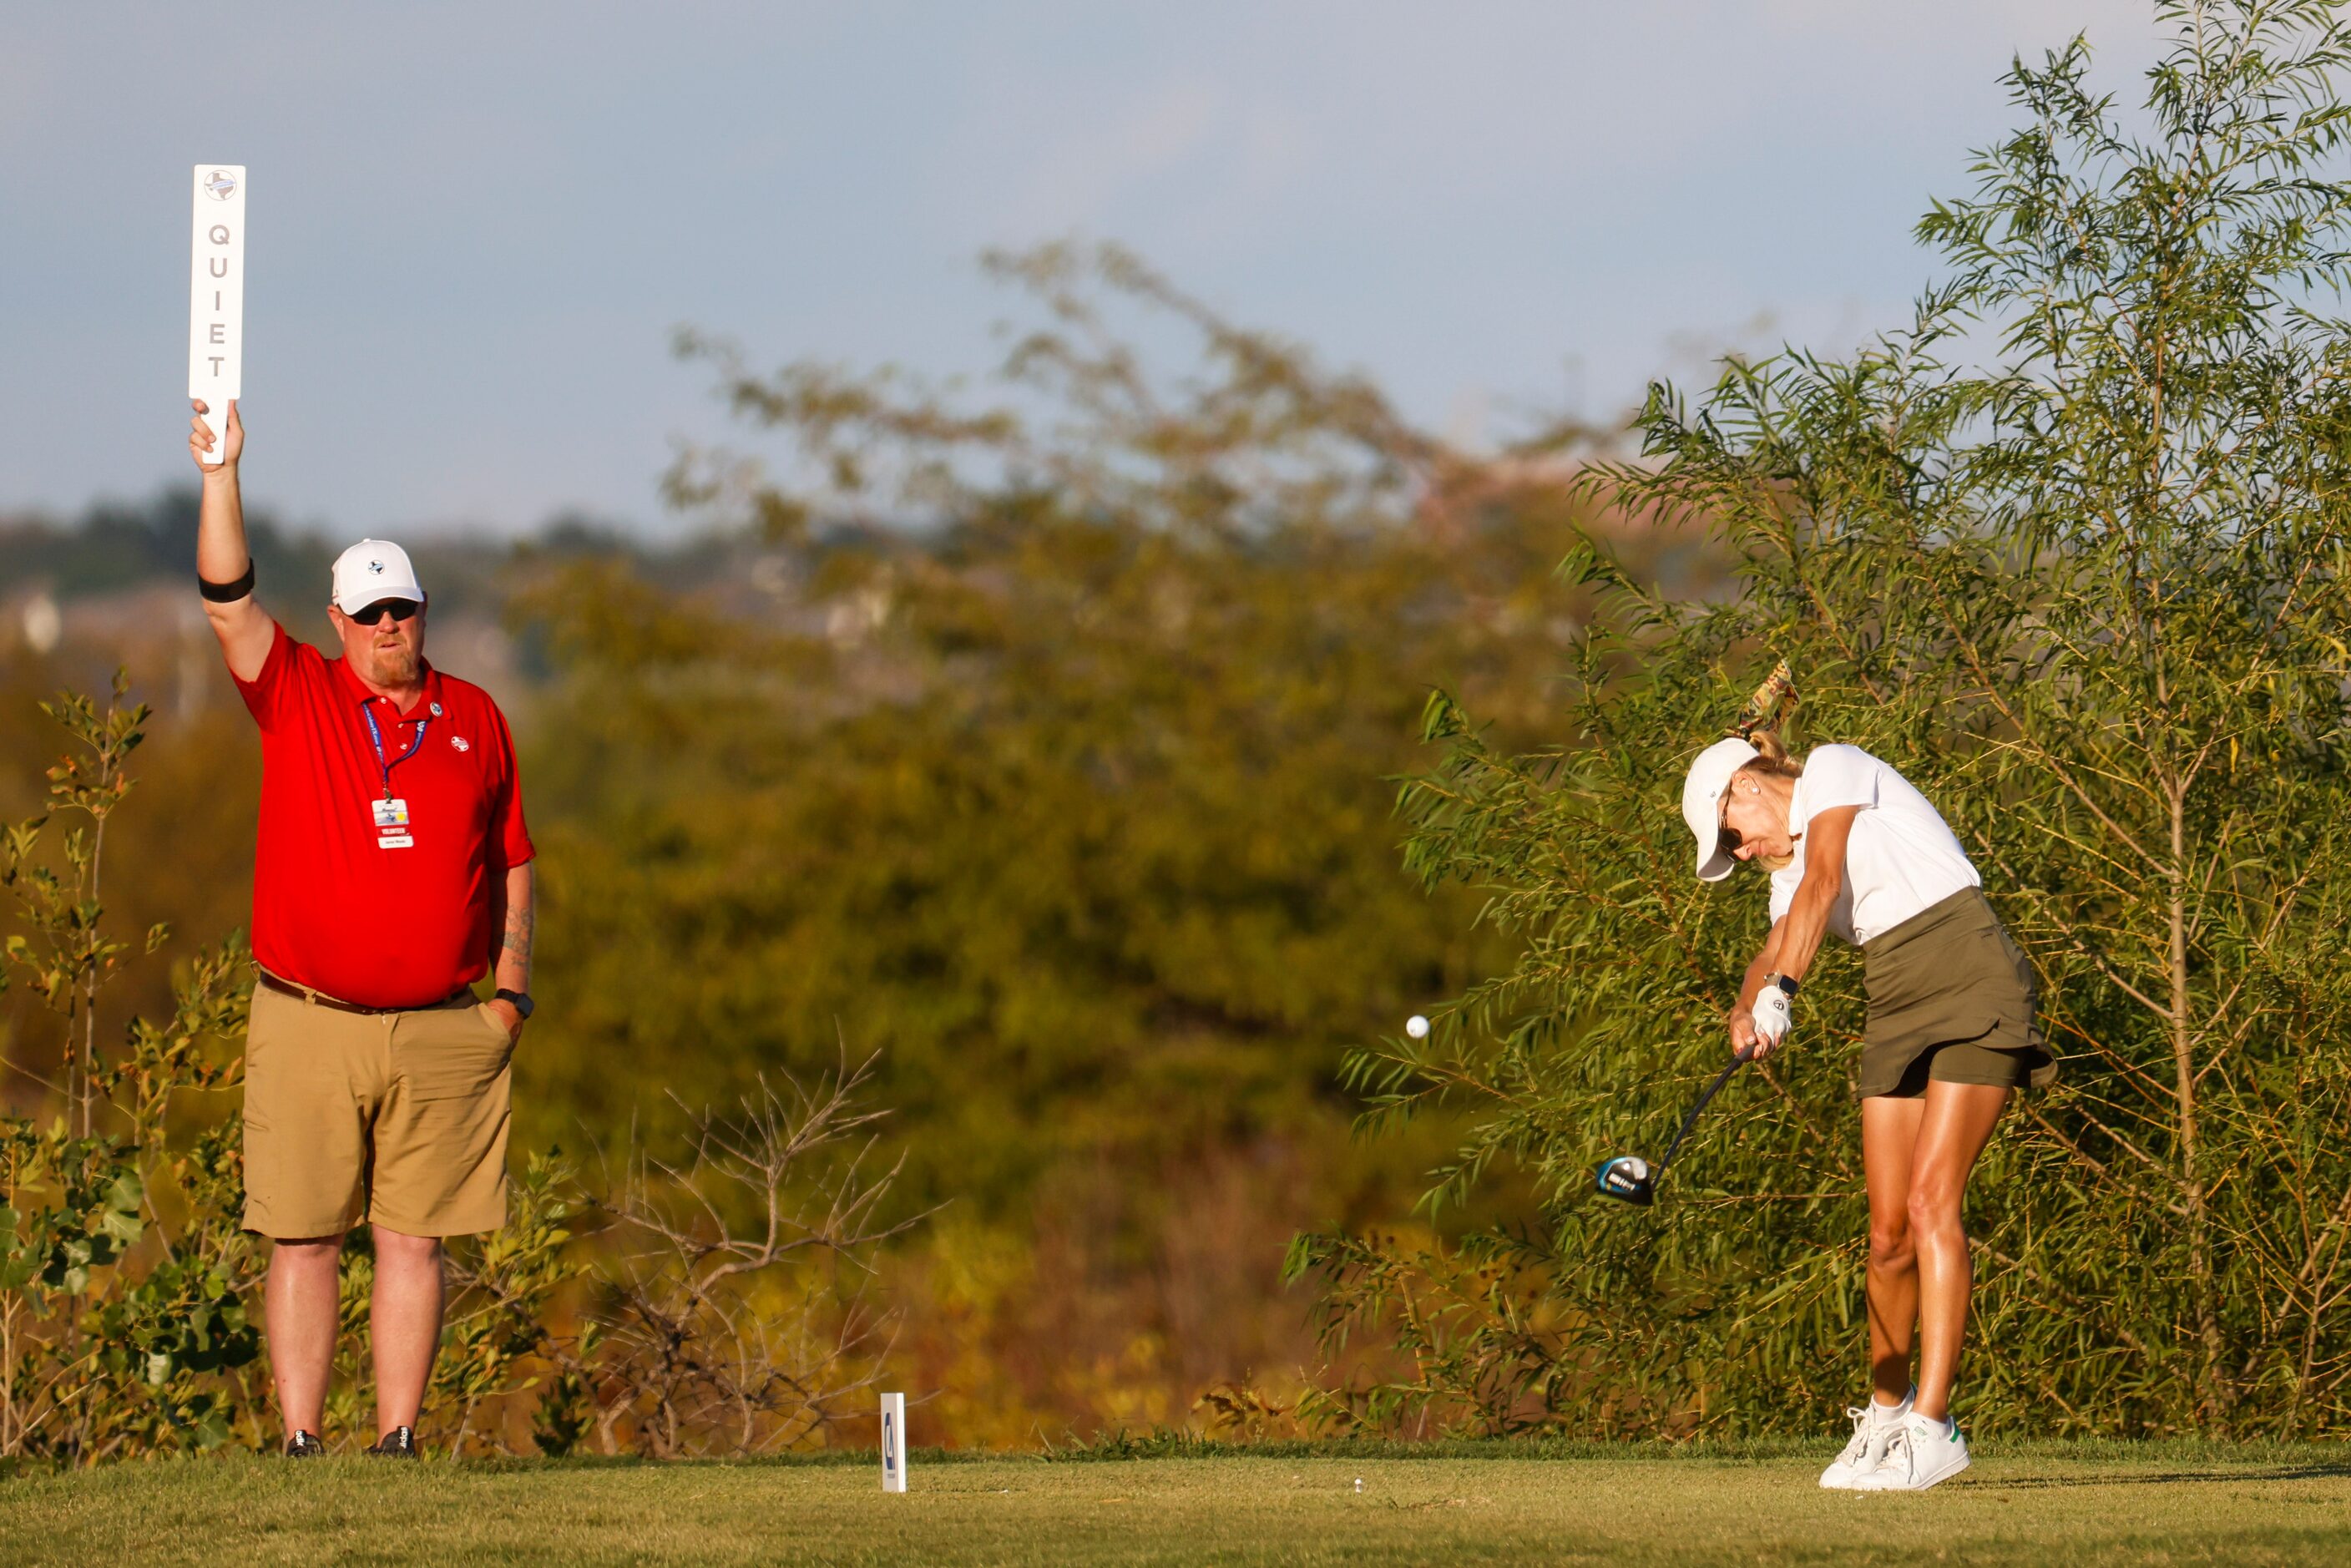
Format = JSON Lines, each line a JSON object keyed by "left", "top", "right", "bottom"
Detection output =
{"left": 1869, "top": 1388, "right": 1914, "bottom": 1424}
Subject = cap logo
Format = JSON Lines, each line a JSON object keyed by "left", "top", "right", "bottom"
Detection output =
{"left": 368, "top": 559, "right": 386, "bottom": 574}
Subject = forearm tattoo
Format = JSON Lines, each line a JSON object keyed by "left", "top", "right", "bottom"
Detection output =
{"left": 501, "top": 897, "right": 534, "bottom": 984}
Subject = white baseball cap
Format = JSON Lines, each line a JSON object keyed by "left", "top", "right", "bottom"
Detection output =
{"left": 1681, "top": 736, "right": 1760, "bottom": 882}
{"left": 331, "top": 539, "right": 426, "bottom": 615}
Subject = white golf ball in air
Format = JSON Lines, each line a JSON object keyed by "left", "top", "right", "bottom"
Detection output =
{"left": 1405, "top": 1014, "right": 1429, "bottom": 1039}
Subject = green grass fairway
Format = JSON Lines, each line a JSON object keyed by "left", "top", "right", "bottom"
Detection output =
{"left": 8, "top": 1444, "right": 2351, "bottom": 1565}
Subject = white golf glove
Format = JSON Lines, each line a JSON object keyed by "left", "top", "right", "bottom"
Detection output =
{"left": 1751, "top": 984, "right": 1794, "bottom": 1049}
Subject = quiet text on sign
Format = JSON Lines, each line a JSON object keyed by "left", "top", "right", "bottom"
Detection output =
{"left": 188, "top": 166, "right": 246, "bottom": 451}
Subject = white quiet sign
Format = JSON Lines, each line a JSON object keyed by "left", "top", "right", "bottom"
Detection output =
{"left": 188, "top": 165, "right": 246, "bottom": 451}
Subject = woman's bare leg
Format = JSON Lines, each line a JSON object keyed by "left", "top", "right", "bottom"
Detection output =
{"left": 1860, "top": 1095, "right": 1926, "bottom": 1403}
{"left": 1907, "top": 1080, "right": 2010, "bottom": 1422}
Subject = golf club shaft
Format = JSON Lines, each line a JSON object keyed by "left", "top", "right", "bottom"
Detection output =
{"left": 1656, "top": 1048, "right": 1752, "bottom": 1174}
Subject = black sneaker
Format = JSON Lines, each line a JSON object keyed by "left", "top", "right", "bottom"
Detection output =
{"left": 365, "top": 1425, "right": 420, "bottom": 1459}
{"left": 285, "top": 1430, "right": 326, "bottom": 1459}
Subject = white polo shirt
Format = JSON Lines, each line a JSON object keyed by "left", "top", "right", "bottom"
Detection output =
{"left": 1766, "top": 745, "right": 1979, "bottom": 946}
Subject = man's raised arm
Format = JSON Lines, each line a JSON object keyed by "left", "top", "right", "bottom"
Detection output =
{"left": 190, "top": 397, "right": 272, "bottom": 681}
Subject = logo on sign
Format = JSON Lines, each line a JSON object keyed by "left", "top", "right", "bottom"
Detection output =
{"left": 204, "top": 169, "right": 238, "bottom": 201}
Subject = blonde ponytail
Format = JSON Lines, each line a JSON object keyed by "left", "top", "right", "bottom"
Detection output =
{"left": 1732, "top": 660, "right": 1804, "bottom": 780}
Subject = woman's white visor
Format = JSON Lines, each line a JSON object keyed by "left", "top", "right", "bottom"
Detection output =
{"left": 1681, "top": 736, "right": 1760, "bottom": 881}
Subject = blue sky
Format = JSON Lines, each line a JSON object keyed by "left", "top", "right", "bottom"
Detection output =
{"left": 8, "top": 1, "right": 2162, "bottom": 539}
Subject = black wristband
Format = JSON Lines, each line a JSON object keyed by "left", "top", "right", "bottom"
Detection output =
{"left": 198, "top": 561, "right": 256, "bottom": 602}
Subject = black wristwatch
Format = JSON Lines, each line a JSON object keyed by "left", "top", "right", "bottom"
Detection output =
{"left": 1762, "top": 972, "right": 1800, "bottom": 998}
{"left": 494, "top": 988, "right": 535, "bottom": 1019}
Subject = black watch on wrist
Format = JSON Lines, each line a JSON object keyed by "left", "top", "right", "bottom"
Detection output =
{"left": 494, "top": 988, "right": 535, "bottom": 1019}
{"left": 1763, "top": 972, "right": 1800, "bottom": 998}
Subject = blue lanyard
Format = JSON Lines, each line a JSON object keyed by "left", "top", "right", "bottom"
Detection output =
{"left": 361, "top": 702, "right": 428, "bottom": 802}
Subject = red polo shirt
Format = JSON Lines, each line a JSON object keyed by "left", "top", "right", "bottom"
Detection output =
{"left": 233, "top": 623, "right": 535, "bottom": 1009}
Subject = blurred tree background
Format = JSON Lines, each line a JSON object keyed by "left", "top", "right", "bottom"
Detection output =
{"left": 0, "top": 244, "right": 1716, "bottom": 1447}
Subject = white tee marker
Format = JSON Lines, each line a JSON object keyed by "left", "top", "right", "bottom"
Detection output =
{"left": 189, "top": 165, "right": 246, "bottom": 453}
{"left": 881, "top": 1390, "right": 908, "bottom": 1493}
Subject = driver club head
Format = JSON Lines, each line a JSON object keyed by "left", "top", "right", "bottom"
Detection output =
{"left": 1595, "top": 1155, "right": 1654, "bottom": 1206}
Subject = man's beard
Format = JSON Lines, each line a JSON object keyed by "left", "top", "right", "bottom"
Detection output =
{"left": 366, "top": 643, "right": 422, "bottom": 686}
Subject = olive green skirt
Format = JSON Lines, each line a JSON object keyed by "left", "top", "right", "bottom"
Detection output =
{"left": 1857, "top": 887, "right": 2055, "bottom": 1100}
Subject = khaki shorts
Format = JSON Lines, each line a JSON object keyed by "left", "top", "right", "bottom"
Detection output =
{"left": 241, "top": 979, "right": 515, "bottom": 1239}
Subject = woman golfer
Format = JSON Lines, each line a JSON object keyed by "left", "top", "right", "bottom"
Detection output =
{"left": 1680, "top": 714, "right": 2051, "bottom": 1493}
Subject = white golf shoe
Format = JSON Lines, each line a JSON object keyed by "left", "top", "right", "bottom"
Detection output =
{"left": 1853, "top": 1411, "right": 1970, "bottom": 1492}
{"left": 1818, "top": 1393, "right": 1911, "bottom": 1490}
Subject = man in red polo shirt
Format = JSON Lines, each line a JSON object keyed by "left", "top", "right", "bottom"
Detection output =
{"left": 190, "top": 397, "right": 536, "bottom": 1459}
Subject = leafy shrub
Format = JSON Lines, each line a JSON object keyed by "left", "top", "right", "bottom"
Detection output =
{"left": 1, "top": 675, "right": 259, "bottom": 1463}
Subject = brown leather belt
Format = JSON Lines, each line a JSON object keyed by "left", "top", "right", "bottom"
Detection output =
{"left": 257, "top": 971, "right": 470, "bottom": 1016}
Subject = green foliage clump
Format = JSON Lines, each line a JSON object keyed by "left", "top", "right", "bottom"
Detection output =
{"left": 1296, "top": 0, "right": 2351, "bottom": 1438}
{"left": 1, "top": 675, "right": 260, "bottom": 1462}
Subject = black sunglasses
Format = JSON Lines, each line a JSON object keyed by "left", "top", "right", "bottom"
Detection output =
{"left": 1716, "top": 797, "right": 1743, "bottom": 860}
{"left": 347, "top": 599, "right": 422, "bottom": 627}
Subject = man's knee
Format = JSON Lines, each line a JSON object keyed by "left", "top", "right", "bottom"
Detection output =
{"left": 270, "top": 1232, "right": 347, "bottom": 1269}
{"left": 371, "top": 1226, "right": 444, "bottom": 1267}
